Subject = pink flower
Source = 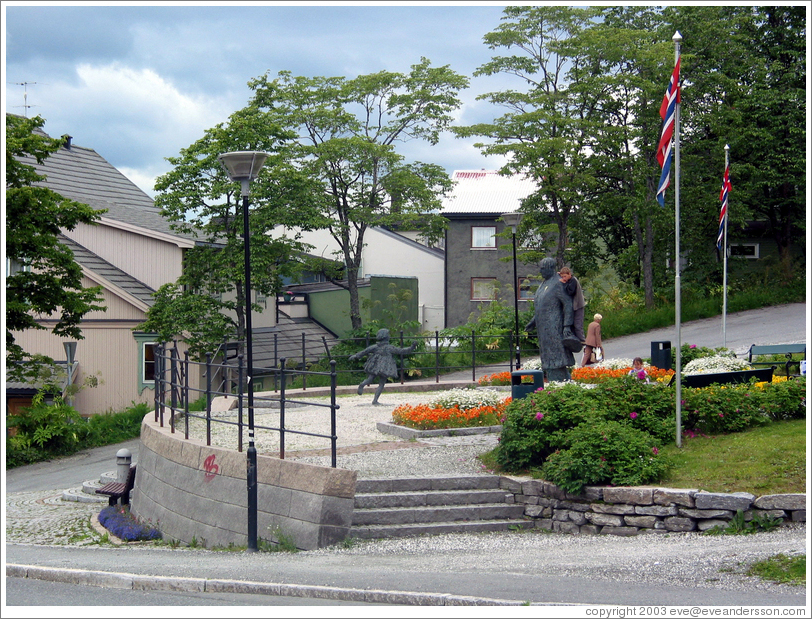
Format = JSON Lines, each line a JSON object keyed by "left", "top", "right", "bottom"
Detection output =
{"left": 535, "top": 412, "right": 544, "bottom": 420}
{"left": 718, "top": 413, "right": 724, "bottom": 417}
{"left": 652, "top": 447, "right": 659, "bottom": 455}
{"left": 629, "top": 412, "right": 638, "bottom": 419}
{"left": 690, "top": 344, "right": 697, "bottom": 349}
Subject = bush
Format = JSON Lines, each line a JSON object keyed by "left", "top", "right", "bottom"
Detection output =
{"left": 541, "top": 421, "right": 668, "bottom": 495}
{"left": 98, "top": 505, "right": 161, "bottom": 542}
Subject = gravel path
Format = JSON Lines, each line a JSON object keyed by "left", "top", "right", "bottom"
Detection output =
{"left": 182, "top": 389, "right": 504, "bottom": 478}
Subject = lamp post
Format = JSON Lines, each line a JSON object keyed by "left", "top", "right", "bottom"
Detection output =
{"left": 217, "top": 150, "right": 269, "bottom": 552}
{"left": 502, "top": 211, "right": 523, "bottom": 369}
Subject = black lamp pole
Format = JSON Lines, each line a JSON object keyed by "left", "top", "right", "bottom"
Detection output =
{"left": 503, "top": 211, "right": 523, "bottom": 369}
{"left": 218, "top": 151, "right": 269, "bottom": 553}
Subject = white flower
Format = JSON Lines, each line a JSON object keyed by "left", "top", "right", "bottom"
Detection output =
{"left": 683, "top": 355, "right": 752, "bottom": 375}
{"left": 519, "top": 358, "right": 543, "bottom": 370}
{"left": 430, "top": 388, "right": 504, "bottom": 410}
{"left": 594, "top": 357, "right": 649, "bottom": 370}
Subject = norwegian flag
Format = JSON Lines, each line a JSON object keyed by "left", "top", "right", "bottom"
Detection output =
{"left": 656, "top": 57, "right": 681, "bottom": 206}
{"left": 717, "top": 162, "right": 732, "bottom": 250}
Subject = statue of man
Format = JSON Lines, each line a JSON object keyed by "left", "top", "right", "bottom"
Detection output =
{"left": 525, "top": 257, "right": 578, "bottom": 382}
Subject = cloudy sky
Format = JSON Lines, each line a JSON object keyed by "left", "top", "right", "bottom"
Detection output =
{"left": 3, "top": 2, "right": 529, "bottom": 198}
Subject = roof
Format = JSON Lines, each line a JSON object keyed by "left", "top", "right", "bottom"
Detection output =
{"left": 440, "top": 170, "right": 539, "bottom": 215}
{"left": 60, "top": 235, "right": 156, "bottom": 308}
{"left": 252, "top": 316, "right": 339, "bottom": 371}
{"left": 12, "top": 120, "right": 195, "bottom": 243}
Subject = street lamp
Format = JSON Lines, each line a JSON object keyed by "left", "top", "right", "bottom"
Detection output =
{"left": 502, "top": 211, "right": 524, "bottom": 369}
{"left": 217, "top": 150, "right": 269, "bottom": 552}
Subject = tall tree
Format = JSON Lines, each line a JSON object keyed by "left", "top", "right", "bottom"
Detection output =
{"left": 248, "top": 58, "right": 467, "bottom": 330}
{"left": 5, "top": 114, "right": 106, "bottom": 380}
{"left": 139, "top": 108, "right": 320, "bottom": 356}
{"left": 454, "top": 6, "right": 606, "bottom": 268}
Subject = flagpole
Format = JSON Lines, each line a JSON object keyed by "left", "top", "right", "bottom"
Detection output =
{"left": 722, "top": 144, "right": 730, "bottom": 349}
{"left": 673, "top": 31, "right": 683, "bottom": 449}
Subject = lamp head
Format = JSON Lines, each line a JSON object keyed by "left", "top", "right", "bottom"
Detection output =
{"left": 217, "top": 151, "right": 270, "bottom": 196}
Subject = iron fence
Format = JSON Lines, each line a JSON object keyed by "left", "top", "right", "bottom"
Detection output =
{"left": 153, "top": 341, "right": 341, "bottom": 467}
{"left": 255, "top": 329, "right": 539, "bottom": 390}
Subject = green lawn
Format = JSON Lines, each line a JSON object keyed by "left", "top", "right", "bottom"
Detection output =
{"left": 658, "top": 419, "right": 806, "bottom": 494}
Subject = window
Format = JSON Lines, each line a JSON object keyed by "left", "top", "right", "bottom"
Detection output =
{"left": 471, "top": 278, "right": 498, "bottom": 301}
{"left": 518, "top": 277, "right": 537, "bottom": 300}
{"left": 729, "top": 243, "right": 759, "bottom": 259}
{"left": 143, "top": 343, "right": 157, "bottom": 382}
{"left": 471, "top": 226, "right": 496, "bottom": 249}
{"left": 6, "top": 257, "right": 31, "bottom": 277}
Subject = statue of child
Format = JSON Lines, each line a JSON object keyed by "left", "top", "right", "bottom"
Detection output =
{"left": 349, "top": 328, "right": 417, "bottom": 405}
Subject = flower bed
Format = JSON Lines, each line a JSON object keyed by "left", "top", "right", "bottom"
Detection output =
{"left": 392, "top": 389, "right": 511, "bottom": 430}
{"left": 571, "top": 365, "right": 674, "bottom": 383}
{"left": 98, "top": 505, "right": 161, "bottom": 542}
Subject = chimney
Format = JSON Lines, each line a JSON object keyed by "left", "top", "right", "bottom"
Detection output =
{"left": 63, "top": 135, "right": 72, "bottom": 149}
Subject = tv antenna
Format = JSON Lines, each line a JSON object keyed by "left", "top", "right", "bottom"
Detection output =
{"left": 10, "top": 81, "right": 44, "bottom": 116}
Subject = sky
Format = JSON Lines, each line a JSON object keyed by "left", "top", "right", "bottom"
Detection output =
{"left": 3, "top": 2, "right": 528, "bottom": 199}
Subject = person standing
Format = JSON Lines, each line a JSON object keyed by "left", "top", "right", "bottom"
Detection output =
{"left": 581, "top": 313, "right": 603, "bottom": 367}
{"left": 559, "top": 267, "right": 585, "bottom": 342}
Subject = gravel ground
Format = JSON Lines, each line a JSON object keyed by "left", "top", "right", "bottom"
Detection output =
{"left": 182, "top": 389, "right": 503, "bottom": 478}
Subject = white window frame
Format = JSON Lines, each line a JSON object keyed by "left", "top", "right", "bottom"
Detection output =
{"left": 471, "top": 278, "right": 498, "bottom": 301}
{"left": 471, "top": 226, "right": 497, "bottom": 249}
{"left": 142, "top": 342, "right": 157, "bottom": 383}
{"left": 729, "top": 243, "right": 760, "bottom": 259}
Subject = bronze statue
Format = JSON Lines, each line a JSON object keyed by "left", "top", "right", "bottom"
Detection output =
{"left": 525, "top": 258, "right": 579, "bottom": 382}
{"left": 349, "top": 329, "right": 417, "bottom": 405}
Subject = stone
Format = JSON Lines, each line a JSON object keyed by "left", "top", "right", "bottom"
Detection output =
{"left": 524, "top": 505, "right": 545, "bottom": 518}
{"left": 653, "top": 488, "right": 697, "bottom": 507}
{"left": 543, "top": 481, "right": 568, "bottom": 500}
{"left": 635, "top": 505, "right": 678, "bottom": 517}
{"left": 590, "top": 503, "right": 636, "bottom": 515}
{"left": 500, "top": 478, "right": 523, "bottom": 494}
{"left": 536, "top": 518, "right": 554, "bottom": 530}
{"left": 521, "top": 480, "right": 543, "bottom": 496}
{"left": 518, "top": 495, "right": 538, "bottom": 505}
{"left": 694, "top": 491, "right": 754, "bottom": 511}
{"left": 553, "top": 521, "right": 581, "bottom": 534}
{"left": 568, "top": 511, "right": 588, "bottom": 526}
{"left": 750, "top": 509, "right": 786, "bottom": 520}
{"left": 791, "top": 510, "right": 806, "bottom": 522}
{"left": 663, "top": 517, "right": 696, "bottom": 532}
{"left": 553, "top": 510, "right": 571, "bottom": 522}
{"left": 582, "top": 487, "right": 604, "bottom": 501}
{"left": 603, "top": 487, "right": 653, "bottom": 505}
{"left": 752, "top": 494, "right": 806, "bottom": 511}
{"left": 586, "top": 513, "right": 623, "bottom": 527}
{"left": 559, "top": 500, "right": 592, "bottom": 512}
{"left": 624, "top": 515, "right": 659, "bottom": 528}
{"left": 599, "top": 526, "right": 639, "bottom": 537}
{"left": 697, "top": 519, "right": 728, "bottom": 532}
{"left": 678, "top": 508, "right": 733, "bottom": 520}
{"left": 579, "top": 525, "right": 601, "bottom": 535}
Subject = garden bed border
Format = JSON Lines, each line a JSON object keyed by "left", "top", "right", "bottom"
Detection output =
{"left": 499, "top": 477, "right": 806, "bottom": 535}
{"left": 376, "top": 421, "right": 502, "bottom": 440}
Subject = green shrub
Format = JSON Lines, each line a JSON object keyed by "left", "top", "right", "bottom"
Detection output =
{"left": 7, "top": 393, "right": 84, "bottom": 454}
{"left": 540, "top": 421, "right": 668, "bottom": 495}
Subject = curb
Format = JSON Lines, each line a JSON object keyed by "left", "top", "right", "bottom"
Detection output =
{"left": 376, "top": 421, "right": 502, "bottom": 440}
{"left": 6, "top": 563, "right": 554, "bottom": 605}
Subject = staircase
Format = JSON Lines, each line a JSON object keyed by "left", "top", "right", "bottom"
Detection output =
{"left": 61, "top": 471, "right": 117, "bottom": 504}
{"left": 350, "top": 475, "right": 533, "bottom": 539}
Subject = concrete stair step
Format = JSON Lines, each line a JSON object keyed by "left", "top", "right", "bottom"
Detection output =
{"left": 350, "top": 519, "right": 535, "bottom": 539}
{"left": 355, "top": 488, "right": 514, "bottom": 509}
{"left": 352, "top": 503, "right": 527, "bottom": 526}
{"left": 356, "top": 474, "right": 501, "bottom": 494}
{"left": 61, "top": 486, "right": 107, "bottom": 504}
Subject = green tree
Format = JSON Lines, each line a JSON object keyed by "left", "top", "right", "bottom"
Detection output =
{"left": 454, "top": 6, "right": 606, "bottom": 268}
{"left": 248, "top": 57, "right": 467, "bottom": 330}
{"left": 5, "top": 115, "right": 106, "bottom": 381}
{"left": 139, "top": 108, "right": 320, "bottom": 356}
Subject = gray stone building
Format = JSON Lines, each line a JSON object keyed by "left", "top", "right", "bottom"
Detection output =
{"left": 441, "top": 170, "right": 542, "bottom": 328}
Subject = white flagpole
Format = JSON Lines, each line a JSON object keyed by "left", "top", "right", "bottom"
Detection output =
{"left": 722, "top": 144, "right": 730, "bottom": 349}
{"left": 673, "top": 31, "right": 683, "bottom": 449}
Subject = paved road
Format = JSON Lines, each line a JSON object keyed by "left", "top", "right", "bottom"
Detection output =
{"left": 5, "top": 303, "right": 808, "bottom": 608}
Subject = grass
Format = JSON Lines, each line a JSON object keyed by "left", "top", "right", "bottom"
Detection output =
{"left": 747, "top": 554, "right": 806, "bottom": 586}
{"left": 480, "top": 419, "right": 806, "bottom": 496}
{"left": 658, "top": 419, "right": 806, "bottom": 494}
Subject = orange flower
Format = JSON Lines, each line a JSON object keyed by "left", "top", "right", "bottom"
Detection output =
{"left": 392, "top": 398, "right": 511, "bottom": 430}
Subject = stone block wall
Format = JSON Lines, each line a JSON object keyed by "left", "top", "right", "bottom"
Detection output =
{"left": 131, "top": 415, "right": 357, "bottom": 550}
{"left": 501, "top": 478, "right": 806, "bottom": 535}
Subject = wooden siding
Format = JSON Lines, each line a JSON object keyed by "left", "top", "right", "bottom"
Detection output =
{"left": 67, "top": 221, "right": 184, "bottom": 290}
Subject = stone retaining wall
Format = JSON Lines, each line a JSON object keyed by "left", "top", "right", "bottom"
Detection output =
{"left": 500, "top": 478, "right": 806, "bottom": 535}
{"left": 131, "top": 415, "right": 357, "bottom": 550}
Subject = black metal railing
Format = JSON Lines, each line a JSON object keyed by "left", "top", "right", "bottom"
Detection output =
{"left": 153, "top": 341, "right": 341, "bottom": 467}
{"left": 258, "top": 329, "right": 538, "bottom": 390}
